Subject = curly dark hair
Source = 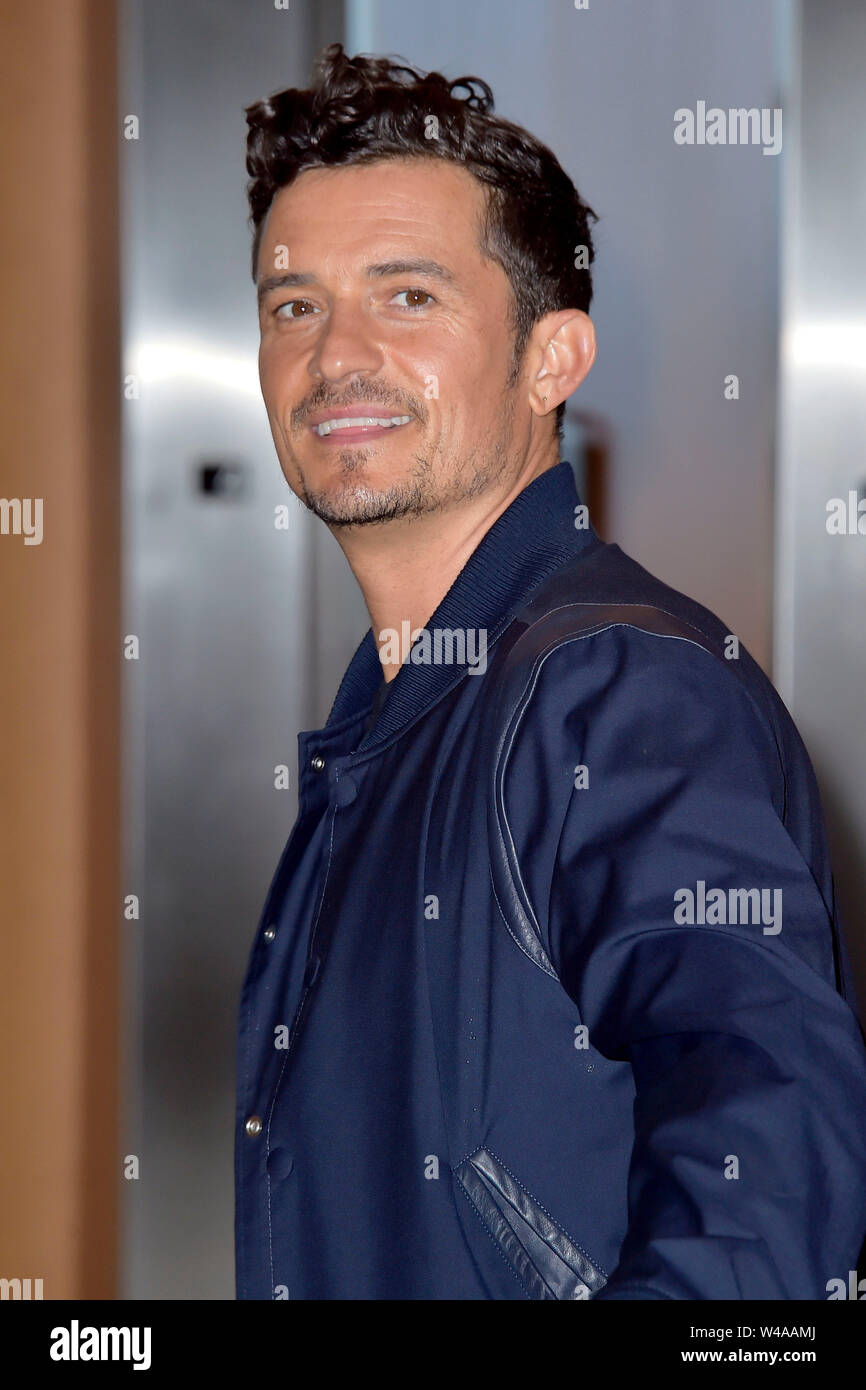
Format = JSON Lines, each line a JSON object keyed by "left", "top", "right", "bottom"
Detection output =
{"left": 245, "top": 44, "right": 599, "bottom": 435}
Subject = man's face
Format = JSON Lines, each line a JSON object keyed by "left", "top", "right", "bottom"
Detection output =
{"left": 255, "top": 157, "right": 528, "bottom": 526}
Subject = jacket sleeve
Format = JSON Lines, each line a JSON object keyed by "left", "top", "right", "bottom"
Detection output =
{"left": 536, "top": 625, "right": 866, "bottom": 1300}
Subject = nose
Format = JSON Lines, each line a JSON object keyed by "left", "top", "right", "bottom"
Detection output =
{"left": 308, "top": 296, "right": 385, "bottom": 384}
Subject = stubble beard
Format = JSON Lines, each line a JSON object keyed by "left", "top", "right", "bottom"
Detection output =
{"left": 295, "top": 394, "right": 517, "bottom": 529}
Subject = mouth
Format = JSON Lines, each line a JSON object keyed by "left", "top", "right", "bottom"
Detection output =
{"left": 309, "top": 413, "right": 414, "bottom": 444}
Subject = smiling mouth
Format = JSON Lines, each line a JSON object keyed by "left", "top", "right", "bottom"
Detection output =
{"left": 311, "top": 414, "right": 413, "bottom": 441}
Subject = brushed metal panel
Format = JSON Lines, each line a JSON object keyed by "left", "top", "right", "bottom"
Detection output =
{"left": 775, "top": 0, "right": 866, "bottom": 1005}
{"left": 120, "top": 0, "right": 358, "bottom": 1298}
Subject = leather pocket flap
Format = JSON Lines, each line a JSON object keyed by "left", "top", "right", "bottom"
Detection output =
{"left": 454, "top": 1147, "right": 607, "bottom": 1300}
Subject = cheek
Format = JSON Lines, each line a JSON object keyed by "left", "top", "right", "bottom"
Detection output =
{"left": 394, "top": 321, "right": 469, "bottom": 398}
{"left": 257, "top": 342, "right": 277, "bottom": 395}
{"left": 426, "top": 364, "right": 499, "bottom": 436}
{"left": 418, "top": 324, "right": 508, "bottom": 411}
{"left": 258, "top": 341, "right": 297, "bottom": 411}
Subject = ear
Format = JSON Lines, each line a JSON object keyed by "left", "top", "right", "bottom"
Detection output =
{"left": 526, "top": 310, "right": 597, "bottom": 418}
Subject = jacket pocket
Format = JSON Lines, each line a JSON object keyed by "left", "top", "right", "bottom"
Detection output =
{"left": 453, "top": 1146, "right": 607, "bottom": 1300}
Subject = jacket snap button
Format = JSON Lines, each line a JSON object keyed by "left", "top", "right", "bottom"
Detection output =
{"left": 245, "top": 1115, "right": 263, "bottom": 1138}
{"left": 263, "top": 924, "right": 276, "bottom": 943}
{"left": 267, "top": 1147, "right": 295, "bottom": 1180}
{"left": 311, "top": 754, "right": 326, "bottom": 772}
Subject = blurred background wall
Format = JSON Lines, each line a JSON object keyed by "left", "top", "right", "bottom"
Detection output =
{"left": 1, "top": 0, "right": 863, "bottom": 1300}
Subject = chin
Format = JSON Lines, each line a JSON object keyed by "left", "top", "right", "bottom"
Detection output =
{"left": 307, "top": 475, "right": 434, "bottom": 527}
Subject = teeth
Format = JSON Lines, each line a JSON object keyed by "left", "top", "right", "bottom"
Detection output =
{"left": 313, "top": 415, "right": 412, "bottom": 436}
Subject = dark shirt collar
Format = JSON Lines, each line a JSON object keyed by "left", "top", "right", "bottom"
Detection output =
{"left": 326, "top": 460, "right": 598, "bottom": 750}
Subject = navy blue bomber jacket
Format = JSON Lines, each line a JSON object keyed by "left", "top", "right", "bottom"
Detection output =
{"left": 235, "top": 460, "right": 866, "bottom": 1300}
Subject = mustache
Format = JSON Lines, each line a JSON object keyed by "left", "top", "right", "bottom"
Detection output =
{"left": 293, "top": 385, "right": 427, "bottom": 428}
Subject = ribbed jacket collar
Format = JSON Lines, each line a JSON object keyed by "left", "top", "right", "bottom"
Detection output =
{"left": 326, "top": 460, "right": 598, "bottom": 750}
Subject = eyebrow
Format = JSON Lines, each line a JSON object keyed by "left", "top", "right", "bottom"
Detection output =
{"left": 256, "top": 259, "right": 458, "bottom": 305}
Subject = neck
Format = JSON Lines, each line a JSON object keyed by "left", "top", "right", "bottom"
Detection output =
{"left": 329, "top": 448, "right": 560, "bottom": 682}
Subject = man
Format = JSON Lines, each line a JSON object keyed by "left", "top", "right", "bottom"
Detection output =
{"left": 235, "top": 44, "right": 866, "bottom": 1300}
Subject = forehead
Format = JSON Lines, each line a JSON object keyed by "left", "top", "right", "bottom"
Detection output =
{"left": 256, "top": 157, "right": 491, "bottom": 277}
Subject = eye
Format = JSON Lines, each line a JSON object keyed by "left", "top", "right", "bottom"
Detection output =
{"left": 391, "top": 288, "right": 435, "bottom": 309}
{"left": 275, "top": 299, "right": 320, "bottom": 319}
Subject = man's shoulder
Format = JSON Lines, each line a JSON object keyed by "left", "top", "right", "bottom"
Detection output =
{"left": 514, "top": 537, "right": 741, "bottom": 667}
{"left": 497, "top": 536, "right": 767, "bottom": 700}
{"left": 489, "top": 536, "right": 788, "bottom": 769}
